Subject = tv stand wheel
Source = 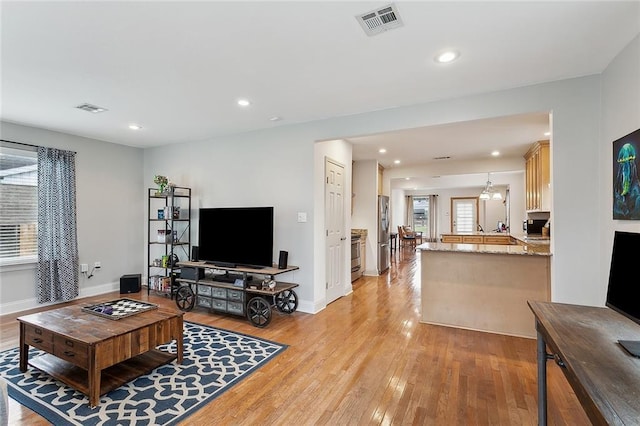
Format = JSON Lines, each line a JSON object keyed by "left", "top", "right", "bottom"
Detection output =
{"left": 175, "top": 286, "right": 195, "bottom": 311}
{"left": 275, "top": 290, "right": 298, "bottom": 314}
{"left": 247, "top": 297, "right": 272, "bottom": 328}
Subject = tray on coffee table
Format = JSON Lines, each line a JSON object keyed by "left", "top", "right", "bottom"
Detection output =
{"left": 82, "top": 298, "right": 158, "bottom": 320}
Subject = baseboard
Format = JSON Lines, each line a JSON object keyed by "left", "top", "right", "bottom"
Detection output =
{"left": 0, "top": 281, "right": 119, "bottom": 315}
{"left": 1, "top": 281, "right": 326, "bottom": 317}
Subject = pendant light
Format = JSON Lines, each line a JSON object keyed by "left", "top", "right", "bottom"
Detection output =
{"left": 479, "top": 172, "right": 502, "bottom": 201}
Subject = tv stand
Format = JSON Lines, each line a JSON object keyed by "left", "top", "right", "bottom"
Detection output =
{"left": 174, "top": 261, "right": 300, "bottom": 328}
{"left": 212, "top": 272, "right": 254, "bottom": 284}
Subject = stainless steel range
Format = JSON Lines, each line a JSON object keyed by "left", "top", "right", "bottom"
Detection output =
{"left": 351, "top": 234, "right": 363, "bottom": 282}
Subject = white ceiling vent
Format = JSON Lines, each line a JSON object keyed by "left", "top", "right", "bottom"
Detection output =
{"left": 356, "top": 3, "right": 404, "bottom": 37}
{"left": 75, "top": 103, "right": 108, "bottom": 113}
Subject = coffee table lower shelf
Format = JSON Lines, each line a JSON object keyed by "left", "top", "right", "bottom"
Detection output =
{"left": 29, "top": 349, "right": 177, "bottom": 400}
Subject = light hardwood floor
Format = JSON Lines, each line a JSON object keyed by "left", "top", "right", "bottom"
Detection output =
{"left": 1, "top": 248, "right": 589, "bottom": 425}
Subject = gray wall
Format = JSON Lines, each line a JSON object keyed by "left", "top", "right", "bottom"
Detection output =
{"left": 599, "top": 34, "right": 640, "bottom": 291}
{"left": 0, "top": 122, "right": 143, "bottom": 313}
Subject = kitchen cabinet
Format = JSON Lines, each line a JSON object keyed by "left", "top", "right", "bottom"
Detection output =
{"left": 524, "top": 140, "right": 550, "bottom": 212}
{"left": 483, "top": 235, "right": 511, "bottom": 245}
{"left": 462, "top": 235, "right": 484, "bottom": 243}
{"left": 440, "top": 234, "right": 513, "bottom": 245}
{"left": 360, "top": 238, "right": 366, "bottom": 273}
{"left": 441, "top": 235, "right": 463, "bottom": 243}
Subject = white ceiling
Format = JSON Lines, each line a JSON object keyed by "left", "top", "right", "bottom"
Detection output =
{"left": 2, "top": 1, "right": 639, "bottom": 171}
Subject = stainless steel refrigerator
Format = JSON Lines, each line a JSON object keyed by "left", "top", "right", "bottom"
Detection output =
{"left": 377, "top": 195, "right": 390, "bottom": 273}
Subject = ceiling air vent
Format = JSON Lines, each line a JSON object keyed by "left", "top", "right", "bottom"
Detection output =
{"left": 75, "top": 103, "right": 108, "bottom": 113}
{"left": 356, "top": 3, "right": 404, "bottom": 37}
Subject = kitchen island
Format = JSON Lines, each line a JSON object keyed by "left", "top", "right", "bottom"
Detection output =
{"left": 418, "top": 240, "right": 551, "bottom": 338}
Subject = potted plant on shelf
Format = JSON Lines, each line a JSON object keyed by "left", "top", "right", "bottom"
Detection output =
{"left": 154, "top": 175, "right": 168, "bottom": 195}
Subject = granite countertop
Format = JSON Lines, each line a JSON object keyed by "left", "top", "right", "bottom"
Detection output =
{"left": 417, "top": 241, "right": 551, "bottom": 256}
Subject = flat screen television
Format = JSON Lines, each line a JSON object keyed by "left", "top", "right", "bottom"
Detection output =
{"left": 606, "top": 230, "right": 640, "bottom": 357}
{"left": 198, "top": 207, "right": 274, "bottom": 269}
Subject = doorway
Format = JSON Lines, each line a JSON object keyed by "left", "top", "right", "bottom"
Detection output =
{"left": 451, "top": 197, "right": 478, "bottom": 233}
{"left": 325, "top": 158, "right": 346, "bottom": 305}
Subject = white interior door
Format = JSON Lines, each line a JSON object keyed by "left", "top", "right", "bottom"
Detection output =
{"left": 325, "top": 158, "right": 345, "bottom": 305}
{"left": 451, "top": 197, "right": 478, "bottom": 233}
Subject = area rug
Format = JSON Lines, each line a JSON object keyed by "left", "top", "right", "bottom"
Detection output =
{"left": 0, "top": 321, "right": 287, "bottom": 425}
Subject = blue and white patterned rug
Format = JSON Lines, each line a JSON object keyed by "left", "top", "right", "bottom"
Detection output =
{"left": 0, "top": 321, "right": 287, "bottom": 425}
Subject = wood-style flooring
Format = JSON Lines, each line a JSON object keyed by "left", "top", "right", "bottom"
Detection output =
{"left": 1, "top": 248, "right": 589, "bottom": 425}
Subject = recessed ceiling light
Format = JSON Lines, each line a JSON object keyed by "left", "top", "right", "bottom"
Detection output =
{"left": 128, "top": 124, "right": 142, "bottom": 130}
{"left": 394, "top": 160, "right": 401, "bottom": 164}
{"left": 405, "top": 177, "right": 410, "bottom": 180}
{"left": 544, "top": 131, "right": 551, "bottom": 136}
{"left": 379, "top": 148, "right": 387, "bottom": 154}
{"left": 237, "top": 99, "right": 251, "bottom": 107}
{"left": 434, "top": 50, "right": 459, "bottom": 64}
{"left": 491, "top": 150, "right": 500, "bottom": 156}
{"left": 269, "top": 116, "right": 282, "bottom": 122}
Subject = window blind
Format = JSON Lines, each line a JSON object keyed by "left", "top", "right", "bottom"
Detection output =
{"left": 456, "top": 201, "right": 475, "bottom": 233}
{"left": 0, "top": 146, "right": 38, "bottom": 260}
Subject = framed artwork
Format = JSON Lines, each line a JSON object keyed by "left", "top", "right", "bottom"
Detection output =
{"left": 613, "top": 128, "right": 640, "bottom": 220}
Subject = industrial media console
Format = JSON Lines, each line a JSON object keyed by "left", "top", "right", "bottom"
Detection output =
{"left": 174, "top": 261, "right": 299, "bottom": 327}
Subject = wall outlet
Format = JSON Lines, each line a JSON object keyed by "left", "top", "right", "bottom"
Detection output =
{"left": 94, "top": 261, "right": 101, "bottom": 268}
{"left": 297, "top": 212, "right": 307, "bottom": 223}
{"left": 81, "top": 264, "right": 88, "bottom": 272}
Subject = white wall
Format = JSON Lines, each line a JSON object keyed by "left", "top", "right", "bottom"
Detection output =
{"left": 4, "top": 53, "right": 632, "bottom": 313}
{"left": 352, "top": 160, "right": 379, "bottom": 275}
{"left": 144, "top": 124, "right": 318, "bottom": 312}
{"left": 141, "top": 74, "right": 606, "bottom": 308}
{"left": 391, "top": 171, "right": 524, "bottom": 237}
{"left": 314, "top": 139, "right": 353, "bottom": 308}
{"left": 599, "top": 35, "right": 640, "bottom": 300}
{"left": 0, "top": 122, "right": 143, "bottom": 314}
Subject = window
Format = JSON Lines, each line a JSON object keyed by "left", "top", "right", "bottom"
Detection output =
{"left": 0, "top": 145, "right": 38, "bottom": 263}
{"left": 411, "top": 196, "right": 429, "bottom": 234}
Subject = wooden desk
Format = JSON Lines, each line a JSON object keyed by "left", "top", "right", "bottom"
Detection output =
{"left": 528, "top": 301, "right": 640, "bottom": 425}
{"left": 19, "top": 304, "right": 183, "bottom": 407}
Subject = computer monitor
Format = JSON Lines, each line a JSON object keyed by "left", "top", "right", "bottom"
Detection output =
{"left": 605, "top": 231, "right": 640, "bottom": 357}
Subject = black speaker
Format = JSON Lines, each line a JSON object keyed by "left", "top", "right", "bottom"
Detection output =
{"left": 181, "top": 267, "right": 204, "bottom": 280}
{"left": 120, "top": 274, "right": 141, "bottom": 294}
{"left": 191, "top": 246, "right": 199, "bottom": 261}
{"left": 278, "top": 251, "right": 288, "bottom": 269}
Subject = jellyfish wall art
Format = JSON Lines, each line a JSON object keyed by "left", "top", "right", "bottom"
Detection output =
{"left": 613, "top": 128, "right": 640, "bottom": 220}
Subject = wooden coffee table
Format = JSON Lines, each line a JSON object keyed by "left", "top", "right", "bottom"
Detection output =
{"left": 18, "top": 302, "right": 184, "bottom": 407}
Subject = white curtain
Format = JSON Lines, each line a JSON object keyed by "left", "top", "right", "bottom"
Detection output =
{"left": 427, "top": 194, "right": 439, "bottom": 242}
{"left": 37, "top": 147, "right": 79, "bottom": 303}
{"left": 405, "top": 195, "right": 413, "bottom": 227}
